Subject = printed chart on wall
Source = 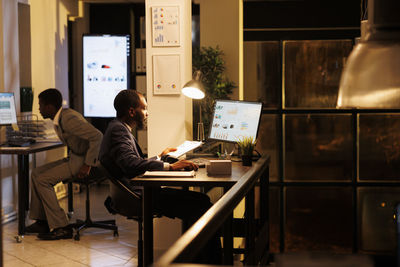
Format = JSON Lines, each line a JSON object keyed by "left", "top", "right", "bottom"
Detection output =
{"left": 152, "top": 6, "right": 180, "bottom": 47}
{"left": 83, "top": 35, "right": 130, "bottom": 117}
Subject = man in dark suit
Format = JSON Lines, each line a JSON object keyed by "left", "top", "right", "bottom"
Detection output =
{"left": 99, "top": 89, "right": 221, "bottom": 264}
{"left": 26, "top": 88, "right": 103, "bottom": 240}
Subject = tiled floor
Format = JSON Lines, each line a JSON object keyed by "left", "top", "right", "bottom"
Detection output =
{"left": 3, "top": 184, "right": 140, "bottom": 267}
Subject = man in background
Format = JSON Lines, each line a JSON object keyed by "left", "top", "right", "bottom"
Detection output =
{"left": 26, "top": 88, "right": 103, "bottom": 240}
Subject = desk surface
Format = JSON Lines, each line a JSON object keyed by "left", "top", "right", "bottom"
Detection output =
{"left": 0, "top": 142, "right": 64, "bottom": 155}
{"left": 132, "top": 160, "right": 251, "bottom": 187}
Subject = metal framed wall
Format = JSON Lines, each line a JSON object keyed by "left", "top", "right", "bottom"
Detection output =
{"left": 243, "top": 14, "right": 400, "bottom": 257}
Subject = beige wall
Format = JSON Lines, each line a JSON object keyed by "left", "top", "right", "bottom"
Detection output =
{"left": 0, "top": 0, "right": 21, "bottom": 222}
{"left": 31, "top": 0, "right": 78, "bottom": 114}
{"left": 0, "top": 0, "right": 79, "bottom": 221}
{"left": 146, "top": 0, "right": 193, "bottom": 156}
{"left": 198, "top": 0, "right": 243, "bottom": 100}
{"left": 145, "top": 0, "right": 193, "bottom": 255}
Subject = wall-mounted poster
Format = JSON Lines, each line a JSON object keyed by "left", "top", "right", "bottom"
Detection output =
{"left": 152, "top": 6, "right": 180, "bottom": 47}
{"left": 83, "top": 34, "right": 130, "bottom": 117}
{"left": 152, "top": 54, "right": 180, "bottom": 95}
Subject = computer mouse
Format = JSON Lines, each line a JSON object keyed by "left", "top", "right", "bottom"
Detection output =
{"left": 197, "top": 163, "right": 206, "bottom": 168}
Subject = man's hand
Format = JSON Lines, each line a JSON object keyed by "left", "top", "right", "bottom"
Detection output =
{"left": 170, "top": 160, "right": 198, "bottom": 171}
{"left": 77, "top": 164, "right": 91, "bottom": 178}
{"left": 159, "top": 147, "right": 177, "bottom": 158}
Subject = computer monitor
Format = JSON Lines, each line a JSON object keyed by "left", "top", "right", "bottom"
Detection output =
{"left": 83, "top": 34, "right": 131, "bottom": 117}
{"left": 0, "top": 92, "right": 18, "bottom": 125}
{"left": 208, "top": 100, "right": 262, "bottom": 143}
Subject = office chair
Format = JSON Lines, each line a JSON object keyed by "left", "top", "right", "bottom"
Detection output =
{"left": 101, "top": 166, "right": 150, "bottom": 267}
{"left": 64, "top": 167, "right": 119, "bottom": 241}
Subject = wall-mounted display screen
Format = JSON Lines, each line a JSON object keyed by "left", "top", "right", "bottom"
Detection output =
{"left": 0, "top": 92, "right": 17, "bottom": 125}
{"left": 83, "top": 34, "right": 130, "bottom": 117}
{"left": 208, "top": 100, "right": 262, "bottom": 143}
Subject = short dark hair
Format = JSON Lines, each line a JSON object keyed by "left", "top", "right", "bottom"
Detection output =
{"left": 38, "top": 88, "right": 63, "bottom": 109}
{"left": 114, "top": 89, "right": 142, "bottom": 118}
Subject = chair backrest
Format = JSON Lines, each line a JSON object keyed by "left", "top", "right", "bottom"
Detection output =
{"left": 99, "top": 163, "right": 143, "bottom": 218}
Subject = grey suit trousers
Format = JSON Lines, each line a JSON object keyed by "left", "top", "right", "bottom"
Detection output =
{"left": 29, "top": 155, "right": 83, "bottom": 229}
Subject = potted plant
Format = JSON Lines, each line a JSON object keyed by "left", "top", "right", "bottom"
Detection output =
{"left": 237, "top": 136, "right": 256, "bottom": 166}
{"left": 192, "top": 46, "right": 236, "bottom": 138}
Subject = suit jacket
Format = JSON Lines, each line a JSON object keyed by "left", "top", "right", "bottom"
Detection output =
{"left": 55, "top": 108, "right": 102, "bottom": 168}
{"left": 99, "top": 119, "right": 164, "bottom": 180}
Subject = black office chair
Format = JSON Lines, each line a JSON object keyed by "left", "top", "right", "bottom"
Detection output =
{"left": 64, "top": 167, "right": 119, "bottom": 241}
{"left": 101, "top": 167, "right": 149, "bottom": 267}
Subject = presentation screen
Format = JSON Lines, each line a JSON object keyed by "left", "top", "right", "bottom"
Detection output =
{"left": 208, "top": 100, "right": 262, "bottom": 143}
{"left": 0, "top": 92, "right": 17, "bottom": 125}
{"left": 83, "top": 34, "right": 130, "bottom": 117}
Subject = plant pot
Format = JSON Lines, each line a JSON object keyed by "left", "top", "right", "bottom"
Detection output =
{"left": 241, "top": 155, "right": 252, "bottom": 166}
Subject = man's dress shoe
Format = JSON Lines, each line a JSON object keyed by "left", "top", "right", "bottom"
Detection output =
{"left": 37, "top": 226, "right": 73, "bottom": 240}
{"left": 25, "top": 220, "right": 50, "bottom": 234}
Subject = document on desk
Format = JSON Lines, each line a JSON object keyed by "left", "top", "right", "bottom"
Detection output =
{"left": 142, "top": 170, "right": 195, "bottom": 178}
{"left": 167, "top": 141, "right": 203, "bottom": 158}
{"left": 0, "top": 146, "right": 30, "bottom": 150}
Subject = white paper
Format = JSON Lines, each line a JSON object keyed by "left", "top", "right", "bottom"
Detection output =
{"left": 167, "top": 141, "right": 203, "bottom": 158}
{"left": 152, "top": 6, "right": 180, "bottom": 47}
{"left": 153, "top": 54, "right": 180, "bottom": 95}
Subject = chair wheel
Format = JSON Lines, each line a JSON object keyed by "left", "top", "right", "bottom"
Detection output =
{"left": 74, "top": 234, "right": 80, "bottom": 241}
{"left": 15, "top": 235, "right": 23, "bottom": 243}
{"left": 113, "top": 230, "right": 119, "bottom": 237}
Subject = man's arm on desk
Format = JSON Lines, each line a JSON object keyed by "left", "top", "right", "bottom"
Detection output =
{"left": 169, "top": 160, "right": 198, "bottom": 171}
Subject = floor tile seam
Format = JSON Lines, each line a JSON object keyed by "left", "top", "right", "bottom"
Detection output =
{"left": 85, "top": 247, "right": 136, "bottom": 261}
{"left": 5, "top": 246, "right": 81, "bottom": 265}
{"left": 3, "top": 251, "right": 36, "bottom": 266}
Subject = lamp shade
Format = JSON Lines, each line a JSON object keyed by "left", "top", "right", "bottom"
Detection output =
{"left": 337, "top": 41, "right": 400, "bottom": 108}
{"left": 181, "top": 70, "right": 205, "bottom": 99}
{"left": 337, "top": 0, "right": 400, "bottom": 108}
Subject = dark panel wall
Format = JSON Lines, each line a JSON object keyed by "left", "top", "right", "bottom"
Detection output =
{"left": 244, "top": 0, "right": 360, "bottom": 29}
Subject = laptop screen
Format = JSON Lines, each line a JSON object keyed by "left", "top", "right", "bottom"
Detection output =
{"left": 0, "top": 92, "right": 18, "bottom": 125}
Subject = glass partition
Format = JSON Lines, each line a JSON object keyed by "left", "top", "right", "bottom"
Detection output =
{"left": 283, "top": 40, "right": 353, "bottom": 108}
{"left": 244, "top": 41, "right": 280, "bottom": 108}
{"left": 359, "top": 114, "right": 400, "bottom": 181}
{"left": 284, "top": 114, "right": 353, "bottom": 181}
{"left": 285, "top": 187, "right": 353, "bottom": 252}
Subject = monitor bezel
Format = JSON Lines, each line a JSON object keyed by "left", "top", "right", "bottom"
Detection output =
{"left": 82, "top": 34, "right": 131, "bottom": 118}
{"left": 207, "top": 99, "right": 263, "bottom": 143}
{"left": 0, "top": 92, "right": 18, "bottom": 126}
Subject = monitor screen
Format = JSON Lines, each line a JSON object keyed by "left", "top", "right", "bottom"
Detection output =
{"left": 208, "top": 100, "right": 262, "bottom": 143}
{"left": 83, "top": 34, "right": 130, "bottom": 117}
{"left": 0, "top": 92, "right": 17, "bottom": 125}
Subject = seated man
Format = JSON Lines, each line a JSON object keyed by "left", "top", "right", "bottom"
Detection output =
{"left": 99, "top": 89, "right": 221, "bottom": 264}
{"left": 26, "top": 88, "right": 103, "bottom": 240}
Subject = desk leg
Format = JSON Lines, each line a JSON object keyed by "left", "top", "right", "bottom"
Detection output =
{"left": 68, "top": 182, "right": 74, "bottom": 216}
{"left": 222, "top": 186, "right": 233, "bottom": 265}
{"left": 260, "top": 166, "right": 269, "bottom": 250}
{"left": 143, "top": 187, "right": 153, "bottom": 267}
{"left": 245, "top": 187, "right": 255, "bottom": 265}
{"left": 17, "top": 155, "right": 29, "bottom": 236}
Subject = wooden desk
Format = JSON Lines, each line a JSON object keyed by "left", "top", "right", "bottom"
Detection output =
{"left": 0, "top": 142, "right": 64, "bottom": 239}
{"left": 132, "top": 160, "right": 264, "bottom": 266}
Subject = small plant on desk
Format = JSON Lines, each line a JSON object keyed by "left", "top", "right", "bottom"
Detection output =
{"left": 236, "top": 136, "right": 256, "bottom": 166}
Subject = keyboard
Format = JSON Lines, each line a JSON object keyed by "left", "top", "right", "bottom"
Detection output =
{"left": 4, "top": 138, "right": 36, "bottom": 147}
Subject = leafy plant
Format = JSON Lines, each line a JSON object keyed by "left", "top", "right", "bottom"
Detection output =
{"left": 236, "top": 136, "right": 256, "bottom": 156}
{"left": 192, "top": 46, "right": 236, "bottom": 137}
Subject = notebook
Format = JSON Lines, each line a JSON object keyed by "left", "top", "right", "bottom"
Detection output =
{"left": 142, "top": 170, "right": 195, "bottom": 178}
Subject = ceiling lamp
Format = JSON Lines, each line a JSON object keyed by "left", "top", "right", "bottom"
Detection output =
{"left": 337, "top": 0, "right": 400, "bottom": 108}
